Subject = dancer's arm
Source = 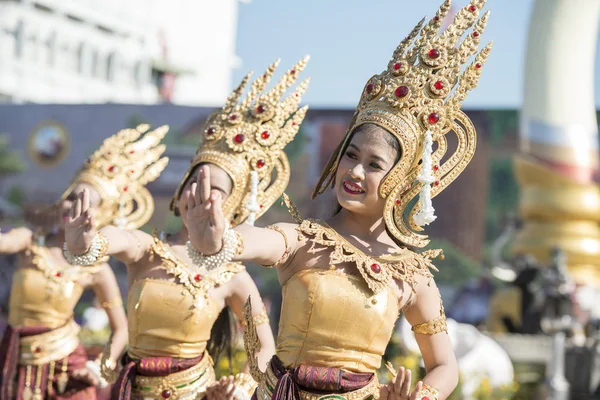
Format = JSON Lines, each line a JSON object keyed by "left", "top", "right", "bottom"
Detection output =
{"left": 402, "top": 275, "right": 458, "bottom": 400}
{"left": 64, "top": 189, "right": 153, "bottom": 264}
{"left": 185, "top": 166, "right": 296, "bottom": 267}
{"left": 0, "top": 227, "right": 32, "bottom": 254}
{"left": 226, "top": 270, "right": 275, "bottom": 372}
{"left": 90, "top": 263, "right": 128, "bottom": 367}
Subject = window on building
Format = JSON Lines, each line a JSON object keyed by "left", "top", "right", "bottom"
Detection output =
{"left": 14, "top": 20, "right": 24, "bottom": 58}
{"left": 77, "top": 43, "right": 86, "bottom": 75}
{"left": 46, "top": 32, "right": 56, "bottom": 66}
{"left": 106, "top": 52, "right": 116, "bottom": 82}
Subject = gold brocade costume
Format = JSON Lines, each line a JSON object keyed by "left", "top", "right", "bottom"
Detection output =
{"left": 127, "top": 278, "right": 221, "bottom": 359}
{"left": 123, "top": 233, "right": 258, "bottom": 399}
{"left": 277, "top": 270, "right": 400, "bottom": 373}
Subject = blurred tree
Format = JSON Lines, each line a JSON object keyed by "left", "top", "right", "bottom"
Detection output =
{"left": 425, "top": 238, "right": 481, "bottom": 288}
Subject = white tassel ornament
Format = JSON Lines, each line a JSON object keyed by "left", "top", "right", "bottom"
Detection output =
{"left": 412, "top": 130, "right": 437, "bottom": 227}
{"left": 245, "top": 171, "right": 260, "bottom": 226}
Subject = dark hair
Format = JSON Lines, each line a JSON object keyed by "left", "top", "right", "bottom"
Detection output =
{"left": 206, "top": 307, "right": 236, "bottom": 373}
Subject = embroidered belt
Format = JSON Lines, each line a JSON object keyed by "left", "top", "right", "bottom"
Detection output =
{"left": 18, "top": 319, "right": 80, "bottom": 365}
{"left": 258, "top": 363, "right": 380, "bottom": 400}
{"left": 133, "top": 352, "right": 215, "bottom": 400}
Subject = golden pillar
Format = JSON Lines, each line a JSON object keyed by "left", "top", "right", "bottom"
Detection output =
{"left": 514, "top": 0, "right": 600, "bottom": 285}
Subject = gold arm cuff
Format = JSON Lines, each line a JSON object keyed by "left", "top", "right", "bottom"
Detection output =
{"left": 411, "top": 313, "right": 448, "bottom": 335}
{"left": 417, "top": 382, "right": 440, "bottom": 400}
{"left": 240, "top": 304, "right": 269, "bottom": 327}
{"left": 234, "top": 230, "right": 245, "bottom": 256}
{"left": 19, "top": 319, "right": 80, "bottom": 365}
{"left": 261, "top": 225, "right": 290, "bottom": 268}
{"left": 101, "top": 297, "right": 123, "bottom": 310}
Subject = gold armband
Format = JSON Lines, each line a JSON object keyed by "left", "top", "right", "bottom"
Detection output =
{"left": 261, "top": 225, "right": 290, "bottom": 268}
{"left": 241, "top": 304, "right": 269, "bottom": 327}
{"left": 417, "top": 382, "right": 440, "bottom": 400}
{"left": 101, "top": 297, "right": 123, "bottom": 310}
{"left": 411, "top": 291, "right": 448, "bottom": 335}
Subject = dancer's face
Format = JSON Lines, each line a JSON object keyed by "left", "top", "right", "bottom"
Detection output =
{"left": 334, "top": 124, "right": 400, "bottom": 217}
{"left": 179, "top": 163, "right": 233, "bottom": 227}
{"left": 60, "top": 183, "right": 101, "bottom": 229}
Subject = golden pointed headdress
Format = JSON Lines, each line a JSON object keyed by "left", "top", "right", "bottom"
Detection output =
{"left": 61, "top": 124, "right": 169, "bottom": 230}
{"left": 313, "top": 0, "right": 492, "bottom": 248}
{"left": 170, "top": 57, "right": 310, "bottom": 226}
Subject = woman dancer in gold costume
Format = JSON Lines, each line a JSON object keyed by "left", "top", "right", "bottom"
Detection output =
{"left": 64, "top": 57, "right": 310, "bottom": 400}
{"left": 181, "top": 1, "right": 491, "bottom": 399}
{"left": 0, "top": 124, "right": 168, "bottom": 400}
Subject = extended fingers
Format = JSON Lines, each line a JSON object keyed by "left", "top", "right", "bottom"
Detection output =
{"left": 400, "top": 369, "right": 411, "bottom": 398}
{"left": 199, "top": 166, "right": 211, "bottom": 204}
{"left": 409, "top": 381, "right": 423, "bottom": 400}
{"left": 209, "top": 193, "right": 225, "bottom": 230}
{"left": 393, "top": 367, "right": 405, "bottom": 395}
{"left": 71, "top": 196, "right": 82, "bottom": 221}
{"left": 82, "top": 188, "right": 90, "bottom": 214}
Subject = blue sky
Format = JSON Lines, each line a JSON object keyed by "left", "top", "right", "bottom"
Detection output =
{"left": 233, "top": 0, "right": 600, "bottom": 109}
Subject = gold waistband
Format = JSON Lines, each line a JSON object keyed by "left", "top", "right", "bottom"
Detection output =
{"left": 133, "top": 352, "right": 215, "bottom": 400}
{"left": 19, "top": 319, "right": 80, "bottom": 365}
{"left": 257, "top": 363, "right": 380, "bottom": 400}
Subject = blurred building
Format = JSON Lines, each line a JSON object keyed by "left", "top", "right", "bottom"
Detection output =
{"left": 0, "top": 0, "right": 243, "bottom": 105}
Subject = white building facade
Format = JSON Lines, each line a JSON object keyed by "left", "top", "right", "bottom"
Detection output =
{"left": 0, "top": 0, "right": 242, "bottom": 105}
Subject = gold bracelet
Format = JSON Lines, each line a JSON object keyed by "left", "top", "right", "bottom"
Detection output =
{"left": 233, "top": 230, "right": 245, "bottom": 256}
{"left": 418, "top": 382, "right": 440, "bottom": 400}
{"left": 62, "top": 232, "right": 109, "bottom": 266}
{"left": 101, "top": 297, "right": 123, "bottom": 310}
{"left": 262, "top": 225, "right": 290, "bottom": 268}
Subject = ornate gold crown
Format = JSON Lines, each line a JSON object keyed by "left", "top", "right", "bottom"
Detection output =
{"left": 171, "top": 57, "right": 310, "bottom": 226}
{"left": 314, "top": 0, "right": 492, "bottom": 248}
{"left": 61, "top": 124, "right": 169, "bottom": 230}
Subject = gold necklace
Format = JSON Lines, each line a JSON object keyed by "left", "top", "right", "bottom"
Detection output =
{"left": 151, "top": 232, "right": 244, "bottom": 309}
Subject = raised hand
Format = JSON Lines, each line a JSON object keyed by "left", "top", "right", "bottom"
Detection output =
{"left": 206, "top": 376, "right": 236, "bottom": 400}
{"left": 379, "top": 367, "right": 423, "bottom": 400}
{"left": 184, "top": 165, "right": 226, "bottom": 255}
{"left": 65, "top": 189, "right": 97, "bottom": 255}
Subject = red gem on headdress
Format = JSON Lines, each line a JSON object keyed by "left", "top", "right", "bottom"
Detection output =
{"left": 434, "top": 181, "right": 440, "bottom": 187}
{"left": 261, "top": 131, "right": 270, "bottom": 139}
{"left": 194, "top": 274, "right": 202, "bottom": 282}
{"left": 260, "top": 205, "right": 264, "bottom": 209}
{"left": 207, "top": 127, "right": 216, "bottom": 135}
{"left": 366, "top": 83, "right": 375, "bottom": 93}
{"left": 108, "top": 165, "right": 115, "bottom": 172}
{"left": 472, "top": 31, "right": 480, "bottom": 38}
{"left": 256, "top": 105, "right": 265, "bottom": 114}
{"left": 393, "top": 63, "right": 403, "bottom": 71}
{"left": 433, "top": 165, "right": 439, "bottom": 172}
{"left": 428, "top": 112, "right": 440, "bottom": 124}
{"left": 434, "top": 81, "right": 444, "bottom": 90}
{"left": 256, "top": 159, "right": 265, "bottom": 168}
{"left": 55, "top": 272, "right": 62, "bottom": 277}
{"left": 475, "top": 63, "right": 482, "bottom": 69}
{"left": 129, "top": 150, "right": 135, "bottom": 154}
{"left": 161, "top": 390, "right": 172, "bottom": 398}
{"left": 395, "top": 199, "right": 401, "bottom": 205}
{"left": 106, "top": 152, "right": 112, "bottom": 156}
{"left": 123, "top": 186, "right": 129, "bottom": 192}
{"left": 395, "top": 86, "right": 409, "bottom": 98}
{"left": 292, "top": 122, "right": 296, "bottom": 126}
{"left": 428, "top": 49, "right": 440, "bottom": 59}
{"left": 433, "top": 16, "right": 440, "bottom": 22}
{"left": 130, "top": 169, "right": 135, "bottom": 174}
{"left": 290, "top": 69, "right": 296, "bottom": 75}
{"left": 469, "top": 5, "right": 477, "bottom": 12}
{"left": 370, "top": 263, "right": 381, "bottom": 274}
{"left": 34, "top": 346, "right": 42, "bottom": 353}
{"left": 229, "top": 115, "right": 238, "bottom": 121}
{"left": 234, "top": 134, "right": 245, "bottom": 143}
